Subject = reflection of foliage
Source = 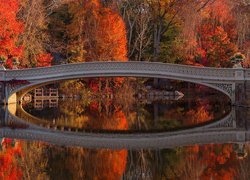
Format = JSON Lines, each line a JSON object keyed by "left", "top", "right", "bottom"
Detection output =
{"left": 85, "top": 149, "right": 127, "bottom": 180}
{"left": 157, "top": 117, "right": 182, "bottom": 130}
{"left": 0, "top": 139, "right": 48, "bottom": 179}
{"left": 86, "top": 108, "right": 128, "bottom": 131}
{"left": 184, "top": 144, "right": 238, "bottom": 179}
{"left": 157, "top": 144, "right": 238, "bottom": 179}
{"left": 20, "top": 141, "right": 48, "bottom": 179}
{"left": 46, "top": 146, "right": 127, "bottom": 180}
{"left": 162, "top": 99, "right": 214, "bottom": 129}
{"left": 125, "top": 144, "right": 240, "bottom": 179}
{"left": 0, "top": 139, "right": 22, "bottom": 179}
{"left": 125, "top": 150, "right": 154, "bottom": 179}
{"left": 56, "top": 99, "right": 90, "bottom": 129}
{"left": 237, "top": 144, "right": 250, "bottom": 179}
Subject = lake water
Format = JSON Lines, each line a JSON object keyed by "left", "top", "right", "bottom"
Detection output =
{"left": 1, "top": 81, "right": 250, "bottom": 179}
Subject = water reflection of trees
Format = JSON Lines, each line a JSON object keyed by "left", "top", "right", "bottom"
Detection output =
{"left": 23, "top": 90, "right": 231, "bottom": 132}
{"left": 0, "top": 139, "right": 48, "bottom": 180}
{"left": 20, "top": 141, "right": 48, "bottom": 179}
{"left": 0, "top": 139, "right": 22, "bottom": 179}
{"left": 2, "top": 139, "right": 250, "bottom": 179}
{"left": 45, "top": 147, "right": 127, "bottom": 180}
{"left": 125, "top": 144, "right": 250, "bottom": 179}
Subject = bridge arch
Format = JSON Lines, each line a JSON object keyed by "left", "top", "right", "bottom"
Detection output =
{"left": 10, "top": 73, "right": 233, "bottom": 103}
{"left": 3, "top": 62, "right": 241, "bottom": 103}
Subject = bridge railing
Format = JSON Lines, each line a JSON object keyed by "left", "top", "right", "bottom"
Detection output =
{"left": 2, "top": 62, "right": 237, "bottom": 81}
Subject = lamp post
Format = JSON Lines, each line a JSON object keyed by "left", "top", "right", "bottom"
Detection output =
{"left": 12, "top": 57, "right": 20, "bottom": 70}
{"left": 0, "top": 55, "right": 6, "bottom": 70}
{"left": 231, "top": 52, "right": 246, "bottom": 68}
{"left": 0, "top": 55, "right": 6, "bottom": 104}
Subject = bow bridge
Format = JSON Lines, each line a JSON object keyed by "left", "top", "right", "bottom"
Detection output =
{"left": 0, "top": 61, "right": 248, "bottom": 104}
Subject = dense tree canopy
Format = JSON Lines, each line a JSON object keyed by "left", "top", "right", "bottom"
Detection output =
{"left": 0, "top": 0, "right": 23, "bottom": 68}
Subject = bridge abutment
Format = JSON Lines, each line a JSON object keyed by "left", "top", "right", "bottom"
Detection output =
{"left": 235, "top": 81, "right": 250, "bottom": 107}
{"left": 235, "top": 82, "right": 246, "bottom": 106}
{"left": 8, "top": 93, "right": 17, "bottom": 104}
{"left": 0, "top": 82, "right": 5, "bottom": 104}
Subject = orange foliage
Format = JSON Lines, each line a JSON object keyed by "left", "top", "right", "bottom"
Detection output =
{"left": 164, "top": 102, "right": 213, "bottom": 127}
{"left": 186, "top": 144, "right": 237, "bottom": 179}
{"left": 68, "top": 0, "right": 127, "bottom": 91}
{"left": 185, "top": 105, "right": 213, "bottom": 125}
{"left": 87, "top": 149, "right": 127, "bottom": 180}
{"left": 87, "top": 109, "right": 128, "bottom": 131}
{"left": 69, "top": 0, "right": 127, "bottom": 62}
{"left": 184, "top": 59, "right": 204, "bottom": 67}
{"left": 203, "top": 0, "right": 233, "bottom": 23}
{"left": 92, "top": 150, "right": 127, "bottom": 180}
{"left": 92, "top": 8, "right": 127, "bottom": 61}
{"left": 35, "top": 53, "right": 53, "bottom": 67}
{"left": 196, "top": 23, "right": 237, "bottom": 67}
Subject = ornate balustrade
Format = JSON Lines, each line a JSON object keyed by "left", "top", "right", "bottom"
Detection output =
{"left": 4, "top": 62, "right": 237, "bottom": 81}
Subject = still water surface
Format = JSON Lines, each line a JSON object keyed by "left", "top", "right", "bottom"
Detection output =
{"left": 1, "top": 83, "right": 249, "bottom": 179}
{"left": 20, "top": 90, "right": 231, "bottom": 132}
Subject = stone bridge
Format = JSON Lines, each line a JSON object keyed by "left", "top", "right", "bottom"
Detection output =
{"left": 0, "top": 61, "right": 248, "bottom": 104}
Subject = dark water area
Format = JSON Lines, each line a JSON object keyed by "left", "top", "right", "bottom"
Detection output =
{"left": 19, "top": 86, "right": 231, "bottom": 133}
{"left": 1, "top": 81, "right": 250, "bottom": 179}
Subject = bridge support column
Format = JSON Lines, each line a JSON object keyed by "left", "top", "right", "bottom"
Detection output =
{"left": 0, "top": 82, "right": 15, "bottom": 105}
{"left": 235, "top": 82, "right": 246, "bottom": 106}
{"left": 234, "top": 68, "right": 245, "bottom": 106}
{"left": 0, "top": 106, "right": 6, "bottom": 126}
{"left": 0, "top": 82, "right": 5, "bottom": 104}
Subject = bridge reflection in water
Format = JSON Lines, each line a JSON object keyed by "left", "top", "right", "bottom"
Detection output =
{"left": 0, "top": 104, "right": 249, "bottom": 150}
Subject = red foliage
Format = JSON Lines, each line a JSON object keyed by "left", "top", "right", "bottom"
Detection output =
{"left": 0, "top": 0, "right": 24, "bottom": 67}
{"left": 0, "top": 138, "right": 22, "bottom": 179}
{"left": 35, "top": 53, "right": 53, "bottom": 67}
{"left": 186, "top": 144, "right": 237, "bottom": 179}
{"left": 183, "top": 0, "right": 238, "bottom": 67}
{"left": 195, "top": 23, "right": 237, "bottom": 67}
{"left": 87, "top": 149, "right": 127, "bottom": 180}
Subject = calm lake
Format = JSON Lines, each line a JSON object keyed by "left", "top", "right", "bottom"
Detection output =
{"left": 1, "top": 80, "right": 249, "bottom": 179}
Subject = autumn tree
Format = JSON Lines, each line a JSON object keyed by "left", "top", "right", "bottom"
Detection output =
{"left": 18, "top": 0, "right": 53, "bottom": 67}
{"left": 118, "top": 0, "right": 152, "bottom": 61}
{"left": 0, "top": 0, "right": 24, "bottom": 68}
{"left": 179, "top": 0, "right": 243, "bottom": 67}
{"left": 67, "top": 0, "right": 127, "bottom": 62}
{"left": 231, "top": 0, "right": 250, "bottom": 64}
{"left": 64, "top": 0, "right": 128, "bottom": 94}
